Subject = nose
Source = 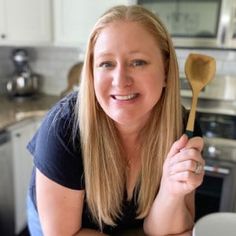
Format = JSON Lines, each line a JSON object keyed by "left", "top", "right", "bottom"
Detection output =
{"left": 111, "top": 64, "right": 132, "bottom": 88}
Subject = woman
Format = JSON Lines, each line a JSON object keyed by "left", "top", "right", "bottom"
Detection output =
{"left": 27, "top": 5, "right": 204, "bottom": 236}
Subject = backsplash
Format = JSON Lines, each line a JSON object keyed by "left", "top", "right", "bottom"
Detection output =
{"left": 176, "top": 49, "right": 236, "bottom": 76}
{"left": 0, "top": 47, "right": 14, "bottom": 94}
{"left": 0, "top": 46, "right": 236, "bottom": 96}
{"left": 0, "top": 46, "right": 83, "bottom": 96}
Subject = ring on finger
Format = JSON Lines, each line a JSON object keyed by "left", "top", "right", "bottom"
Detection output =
{"left": 195, "top": 161, "right": 203, "bottom": 175}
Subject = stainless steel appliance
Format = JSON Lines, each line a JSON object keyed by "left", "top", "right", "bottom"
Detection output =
{"left": 180, "top": 74, "right": 236, "bottom": 102}
{"left": 136, "top": 0, "right": 236, "bottom": 49}
{"left": 6, "top": 49, "right": 41, "bottom": 98}
{"left": 195, "top": 113, "right": 236, "bottom": 221}
{"left": 181, "top": 75, "right": 236, "bottom": 221}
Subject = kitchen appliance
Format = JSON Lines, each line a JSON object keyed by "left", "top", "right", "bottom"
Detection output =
{"left": 181, "top": 76, "right": 236, "bottom": 221}
{"left": 6, "top": 49, "right": 40, "bottom": 98}
{"left": 180, "top": 75, "right": 236, "bottom": 102}
{"left": 195, "top": 112, "right": 236, "bottom": 221}
{"left": 136, "top": 0, "right": 236, "bottom": 49}
{"left": 0, "top": 130, "right": 14, "bottom": 236}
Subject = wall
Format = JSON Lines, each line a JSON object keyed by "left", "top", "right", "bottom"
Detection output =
{"left": 176, "top": 49, "right": 236, "bottom": 76}
{"left": 0, "top": 46, "right": 83, "bottom": 95}
{"left": 0, "top": 47, "right": 13, "bottom": 94}
{"left": 0, "top": 46, "right": 236, "bottom": 96}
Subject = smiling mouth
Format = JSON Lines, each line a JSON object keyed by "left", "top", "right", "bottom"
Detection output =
{"left": 112, "top": 93, "right": 139, "bottom": 101}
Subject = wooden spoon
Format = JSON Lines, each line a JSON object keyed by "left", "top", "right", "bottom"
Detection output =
{"left": 185, "top": 53, "right": 216, "bottom": 137}
{"left": 60, "top": 62, "right": 83, "bottom": 98}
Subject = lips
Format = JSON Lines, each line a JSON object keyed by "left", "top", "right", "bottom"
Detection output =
{"left": 112, "top": 93, "right": 139, "bottom": 101}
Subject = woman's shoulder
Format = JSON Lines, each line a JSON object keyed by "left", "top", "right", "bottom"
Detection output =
{"left": 29, "top": 91, "right": 80, "bottom": 158}
{"left": 48, "top": 91, "right": 78, "bottom": 124}
{"left": 28, "top": 91, "right": 84, "bottom": 190}
{"left": 38, "top": 91, "right": 78, "bottom": 138}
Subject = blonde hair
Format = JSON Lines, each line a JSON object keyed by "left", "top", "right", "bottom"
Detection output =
{"left": 76, "top": 5, "right": 183, "bottom": 229}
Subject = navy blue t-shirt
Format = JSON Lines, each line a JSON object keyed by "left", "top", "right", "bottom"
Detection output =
{"left": 27, "top": 92, "right": 143, "bottom": 234}
{"left": 27, "top": 92, "right": 202, "bottom": 234}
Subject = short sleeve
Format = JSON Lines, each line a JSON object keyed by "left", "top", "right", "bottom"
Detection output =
{"left": 27, "top": 92, "right": 84, "bottom": 190}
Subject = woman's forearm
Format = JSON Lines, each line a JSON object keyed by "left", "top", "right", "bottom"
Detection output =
{"left": 74, "top": 228, "right": 109, "bottom": 236}
{"left": 143, "top": 193, "right": 194, "bottom": 236}
{"left": 144, "top": 136, "right": 204, "bottom": 235}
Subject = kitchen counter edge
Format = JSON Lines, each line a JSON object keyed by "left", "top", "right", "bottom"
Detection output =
{"left": 0, "top": 94, "right": 60, "bottom": 131}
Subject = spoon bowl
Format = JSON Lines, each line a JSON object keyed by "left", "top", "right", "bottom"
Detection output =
{"left": 185, "top": 53, "right": 216, "bottom": 137}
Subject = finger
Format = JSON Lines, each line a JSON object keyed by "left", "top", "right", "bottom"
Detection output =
{"left": 184, "top": 136, "right": 204, "bottom": 152}
{"left": 170, "top": 159, "right": 200, "bottom": 175}
{"left": 170, "top": 148, "right": 205, "bottom": 167}
{"left": 170, "top": 171, "right": 204, "bottom": 187}
{"left": 167, "top": 134, "right": 188, "bottom": 159}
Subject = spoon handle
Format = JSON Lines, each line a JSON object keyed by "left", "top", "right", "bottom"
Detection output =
{"left": 185, "top": 92, "right": 199, "bottom": 138}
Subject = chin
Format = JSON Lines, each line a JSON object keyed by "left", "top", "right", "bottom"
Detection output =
{"left": 109, "top": 115, "right": 134, "bottom": 126}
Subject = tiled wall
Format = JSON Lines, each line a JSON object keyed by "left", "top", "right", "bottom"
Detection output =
{"left": 0, "top": 46, "right": 83, "bottom": 95}
{"left": 0, "top": 47, "right": 14, "bottom": 94}
{"left": 176, "top": 48, "right": 236, "bottom": 76}
{"left": 0, "top": 46, "right": 236, "bottom": 96}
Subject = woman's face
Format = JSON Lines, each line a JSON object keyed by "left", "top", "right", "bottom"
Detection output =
{"left": 93, "top": 21, "right": 166, "bottom": 130}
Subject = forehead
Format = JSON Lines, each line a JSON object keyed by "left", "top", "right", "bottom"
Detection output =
{"left": 93, "top": 20, "right": 160, "bottom": 54}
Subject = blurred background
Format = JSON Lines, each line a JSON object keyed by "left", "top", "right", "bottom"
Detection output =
{"left": 0, "top": 0, "right": 236, "bottom": 235}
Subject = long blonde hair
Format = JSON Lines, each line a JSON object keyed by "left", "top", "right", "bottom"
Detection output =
{"left": 76, "top": 5, "right": 183, "bottom": 229}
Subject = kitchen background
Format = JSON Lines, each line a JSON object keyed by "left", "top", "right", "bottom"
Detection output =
{"left": 1, "top": 46, "right": 236, "bottom": 96}
{"left": 1, "top": 0, "right": 236, "bottom": 235}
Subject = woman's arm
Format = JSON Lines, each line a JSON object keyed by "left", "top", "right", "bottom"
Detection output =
{"left": 144, "top": 191, "right": 194, "bottom": 235}
{"left": 36, "top": 169, "right": 108, "bottom": 236}
{"left": 144, "top": 135, "right": 204, "bottom": 235}
{"left": 74, "top": 229, "right": 108, "bottom": 235}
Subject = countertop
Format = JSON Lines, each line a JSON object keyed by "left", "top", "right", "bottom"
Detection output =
{"left": 0, "top": 94, "right": 60, "bottom": 130}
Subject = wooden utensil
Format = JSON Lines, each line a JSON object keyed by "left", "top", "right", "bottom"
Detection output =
{"left": 185, "top": 53, "right": 216, "bottom": 137}
{"left": 60, "top": 62, "right": 83, "bottom": 98}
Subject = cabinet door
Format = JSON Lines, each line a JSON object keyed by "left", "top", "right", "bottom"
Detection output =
{"left": 10, "top": 119, "right": 38, "bottom": 234}
{"left": 0, "top": 0, "right": 51, "bottom": 46}
{"left": 0, "top": 133, "right": 14, "bottom": 235}
{"left": 54, "top": 0, "right": 131, "bottom": 47}
{"left": 0, "top": 0, "right": 7, "bottom": 42}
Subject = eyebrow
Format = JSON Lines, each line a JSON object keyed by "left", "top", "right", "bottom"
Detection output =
{"left": 94, "top": 52, "right": 113, "bottom": 58}
{"left": 95, "top": 50, "right": 145, "bottom": 58}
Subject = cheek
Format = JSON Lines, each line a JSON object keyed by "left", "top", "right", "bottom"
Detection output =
{"left": 145, "top": 73, "right": 166, "bottom": 102}
{"left": 93, "top": 76, "right": 101, "bottom": 103}
{"left": 93, "top": 70, "right": 102, "bottom": 93}
{"left": 94, "top": 80, "right": 102, "bottom": 102}
{"left": 147, "top": 71, "right": 166, "bottom": 90}
{"left": 93, "top": 72, "right": 109, "bottom": 102}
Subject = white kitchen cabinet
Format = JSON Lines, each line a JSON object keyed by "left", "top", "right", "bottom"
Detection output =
{"left": 0, "top": 0, "right": 6, "bottom": 42}
{"left": 0, "top": 0, "right": 51, "bottom": 46}
{"left": 53, "top": 0, "right": 134, "bottom": 47}
{"left": 7, "top": 117, "right": 41, "bottom": 235}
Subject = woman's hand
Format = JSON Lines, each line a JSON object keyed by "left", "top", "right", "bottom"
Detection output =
{"left": 159, "top": 134, "right": 205, "bottom": 198}
{"left": 144, "top": 134, "right": 203, "bottom": 235}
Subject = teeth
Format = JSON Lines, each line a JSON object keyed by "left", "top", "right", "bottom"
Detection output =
{"left": 114, "top": 94, "right": 137, "bottom": 101}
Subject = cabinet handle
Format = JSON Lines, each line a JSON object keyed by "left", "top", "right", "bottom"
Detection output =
{"left": 1, "top": 34, "right": 6, "bottom": 39}
{"left": 220, "top": 26, "right": 226, "bottom": 45}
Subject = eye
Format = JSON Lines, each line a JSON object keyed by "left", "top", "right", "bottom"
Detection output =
{"left": 98, "top": 61, "right": 114, "bottom": 68}
{"left": 131, "top": 59, "right": 147, "bottom": 67}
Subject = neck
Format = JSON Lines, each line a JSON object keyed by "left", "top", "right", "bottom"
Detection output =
{"left": 115, "top": 121, "right": 143, "bottom": 169}
{"left": 119, "top": 130, "right": 139, "bottom": 153}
